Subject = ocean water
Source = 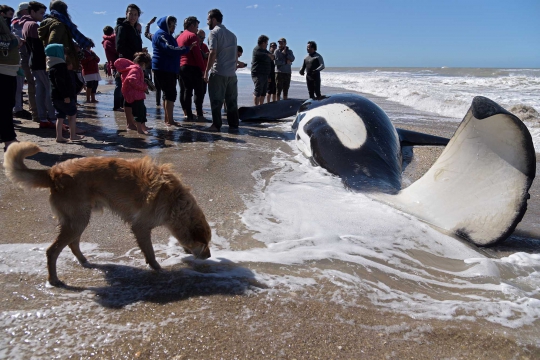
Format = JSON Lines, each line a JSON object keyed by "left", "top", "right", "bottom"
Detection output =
{"left": 247, "top": 67, "right": 540, "bottom": 150}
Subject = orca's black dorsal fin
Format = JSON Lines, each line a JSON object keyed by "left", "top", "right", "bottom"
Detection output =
{"left": 396, "top": 128, "right": 449, "bottom": 146}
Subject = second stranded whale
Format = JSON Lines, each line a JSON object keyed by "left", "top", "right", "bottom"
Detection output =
{"left": 250, "top": 93, "right": 535, "bottom": 246}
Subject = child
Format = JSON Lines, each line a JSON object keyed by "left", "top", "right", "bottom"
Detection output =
{"left": 114, "top": 52, "right": 152, "bottom": 134}
{"left": 80, "top": 47, "right": 101, "bottom": 103}
{"left": 45, "top": 43, "right": 85, "bottom": 143}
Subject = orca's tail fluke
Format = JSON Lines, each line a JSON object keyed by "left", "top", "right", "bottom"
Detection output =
{"left": 3, "top": 142, "right": 52, "bottom": 189}
{"left": 376, "top": 96, "right": 536, "bottom": 246}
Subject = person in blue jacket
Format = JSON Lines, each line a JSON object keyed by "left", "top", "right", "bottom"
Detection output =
{"left": 151, "top": 16, "right": 194, "bottom": 126}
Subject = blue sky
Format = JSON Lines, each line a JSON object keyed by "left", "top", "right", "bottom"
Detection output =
{"left": 58, "top": 0, "right": 539, "bottom": 68}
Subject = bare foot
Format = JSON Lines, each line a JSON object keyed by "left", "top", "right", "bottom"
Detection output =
{"left": 127, "top": 124, "right": 137, "bottom": 130}
{"left": 56, "top": 137, "right": 69, "bottom": 143}
{"left": 70, "top": 135, "right": 85, "bottom": 141}
{"left": 137, "top": 129, "right": 149, "bottom": 135}
{"left": 165, "top": 121, "right": 181, "bottom": 127}
{"left": 91, "top": 99, "right": 99, "bottom": 103}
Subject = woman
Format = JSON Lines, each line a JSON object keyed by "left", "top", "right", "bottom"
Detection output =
{"left": 0, "top": 14, "right": 21, "bottom": 151}
{"left": 115, "top": 4, "right": 143, "bottom": 130}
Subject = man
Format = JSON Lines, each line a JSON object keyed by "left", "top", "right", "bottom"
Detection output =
{"left": 274, "top": 37, "right": 295, "bottom": 101}
{"left": 250, "top": 35, "right": 273, "bottom": 106}
{"left": 177, "top": 16, "right": 205, "bottom": 122}
{"left": 203, "top": 9, "right": 239, "bottom": 133}
{"left": 20, "top": 1, "right": 56, "bottom": 128}
{"left": 299, "top": 41, "right": 325, "bottom": 100}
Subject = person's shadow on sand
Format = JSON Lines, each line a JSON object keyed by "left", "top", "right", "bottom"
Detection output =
{"left": 63, "top": 257, "right": 265, "bottom": 309}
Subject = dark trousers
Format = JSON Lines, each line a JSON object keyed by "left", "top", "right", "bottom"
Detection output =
{"left": 306, "top": 71, "right": 321, "bottom": 99}
{"left": 152, "top": 70, "right": 162, "bottom": 105}
{"left": 0, "top": 74, "right": 17, "bottom": 143}
{"left": 208, "top": 73, "right": 239, "bottom": 129}
{"left": 179, "top": 65, "right": 205, "bottom": 117}
{"left": 114, "top": 75, "right": 124, "bottom": 109}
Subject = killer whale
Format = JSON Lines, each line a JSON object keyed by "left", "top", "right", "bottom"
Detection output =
{"left": 291, "top": 93, "right": 535, "bottom": 246}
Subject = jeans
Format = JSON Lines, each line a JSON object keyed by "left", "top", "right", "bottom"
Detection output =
{"left": 21, "top": 62, "right": 37, "bottom": 119}
{"left": 0, "top": 74, "right": 17, "bottom": 143}
{"left": 32, "top": 69, "right": 56, "bottom": 121}
{"left": 114, "top": 75, "right": 124, "bottom": 109}
{"left": 13, "top": 75, "right": 24, "bottom": 112}
{"left": 208, "top": 73, "right": 239, "bottom": 129}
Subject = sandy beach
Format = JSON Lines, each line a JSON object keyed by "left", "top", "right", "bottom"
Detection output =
{"left": 1, "top": 72, "right": 539, "bottom": 359}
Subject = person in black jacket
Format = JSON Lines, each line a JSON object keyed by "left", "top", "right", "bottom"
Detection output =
{"left": 45, "top": 44, "right": 84, "bottom": 143}
{"left": 251, "top": 35, "right": 274, "bottom": 106}
{"left": 114, "top": 3, "right": 143, "bottom": 127}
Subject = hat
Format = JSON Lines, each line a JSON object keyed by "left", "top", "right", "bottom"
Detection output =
{"left": 183, "top": 16, "right": 199, "bottom": 29}
{"left": 278, "top": 38, "right": 286, "bottom": 44}
{"left": 44, "top": 43, "right": 64, "bottom": 58}
{"left": 17, "top": 2, "right": 29, "bottom": 12}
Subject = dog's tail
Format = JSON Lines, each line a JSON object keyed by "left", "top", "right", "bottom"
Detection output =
{"left": 3, "top": 142, "right": 52, "bottom": 189}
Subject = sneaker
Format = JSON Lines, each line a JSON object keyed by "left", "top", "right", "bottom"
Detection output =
{"left": 113, "top": 107, "right": 124, "bottom": 112}
{"left": 13, "top": 109, "right": 33, "bottom": 120}
{"left": 196, "top": 115, "right": 207, "bottom": 122}
{"left": 39, "top": 121, "right": 56, "bottom": 129}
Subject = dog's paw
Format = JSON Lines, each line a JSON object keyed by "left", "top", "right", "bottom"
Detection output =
{"left": 47, "top": 278, "right": 67, "bottom": 288}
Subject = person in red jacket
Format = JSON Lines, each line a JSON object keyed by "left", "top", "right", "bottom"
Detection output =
{"left": 102, "top": 25, "right": 123, "bottom": 109}
{"left": 80, "top": 47, "right": 101, "bottom": 103}
{"left": 114, "top": 52, "right": 151, "bottom": 134}
{"left": 177, "top": 16, "right": 205, "bottom": 121}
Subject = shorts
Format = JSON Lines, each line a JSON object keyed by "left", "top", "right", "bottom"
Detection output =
{"left": 153, "top": 69, "right": 178, "bottom": 102}
{"left": 252, "top": 73, "right": 268, "bottom": 97}
{"left": 275, "top": 72, "right": 291, "bottom": 94}
{"left": 267, "top": 75, "right": 276, "bottom": 95}
{"left": 86, "top": 80, "right": 98, "bottom": 94}
{"left": 52, "top": 98, "right": 77, "bottom": 119}
{"left": 126, "top": 99, "right": 147, "bottom": 123}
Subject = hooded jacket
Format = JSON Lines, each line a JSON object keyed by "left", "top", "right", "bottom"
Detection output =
{"left": 151, "top": 16, "right": 189, "bottom": 74}
{"left": 38, "top": 16, "right": 80, "bottom": 69}
{"left": 114, "top": 57, "right": 147, "bottom": 103}
{"left": 115, "top": 17, "right": 142, "bottom": 61}
{"left": 20, "top": 15, "right": 45, "bottom": 70}
{"left": 80, "top": 49, "right": 100, "bottom": 76}
{"left": 45, "top": 43, "right": 75, "bottom": 100}
{"left": 102, "top": 34, "right": 117, "bottom": 72}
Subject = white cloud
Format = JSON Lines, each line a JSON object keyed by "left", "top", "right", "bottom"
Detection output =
{"left": 246, "top": 4, "right": 259, "bottom": 9}
{"left": 93, "top": 11, "right": 107, "bottom": 15}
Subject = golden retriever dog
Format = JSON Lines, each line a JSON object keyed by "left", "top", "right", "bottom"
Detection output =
{"left": 3, "top": 142, "right": 211, "bottom": 286}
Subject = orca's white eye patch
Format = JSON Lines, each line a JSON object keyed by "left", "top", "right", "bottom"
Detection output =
{"left": 298, "top": 104, "right": 367, "bottom": 150}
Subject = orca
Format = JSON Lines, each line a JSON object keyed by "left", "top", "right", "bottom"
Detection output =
{"left": 291, "top": 93, "right": 535, "bottom": 246}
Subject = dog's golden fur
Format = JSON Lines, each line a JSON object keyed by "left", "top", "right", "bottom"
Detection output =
{"left": 3, "top": 142, "right": 211, "bottom": 286}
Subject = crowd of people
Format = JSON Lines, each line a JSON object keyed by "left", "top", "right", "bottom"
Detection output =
{"left": 0, "top": 2, "right": 326, "bottom": 151}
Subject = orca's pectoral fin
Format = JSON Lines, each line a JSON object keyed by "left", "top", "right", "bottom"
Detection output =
{"left": 376, "top": 96, "right": 536, "bottom": 246}
{"left": 396, "top": 128, "right": 449, "bottom": 146}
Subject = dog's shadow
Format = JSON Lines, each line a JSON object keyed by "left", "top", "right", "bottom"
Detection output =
{"left": 65, "top": 257, "right": 266, "bottom": 309}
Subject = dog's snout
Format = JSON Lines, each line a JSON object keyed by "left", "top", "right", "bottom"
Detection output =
{"left": 193, "top": 244, "right": 211, "bottom": 260}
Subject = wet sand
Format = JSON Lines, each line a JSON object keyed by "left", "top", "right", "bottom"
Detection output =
{"left": 1, "top": 73, "right": 539, "bottom": 359}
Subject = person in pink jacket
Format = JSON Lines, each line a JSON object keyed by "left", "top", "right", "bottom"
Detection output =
{"left": 114, "top": 52, "right": 151, "bottom": 134}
